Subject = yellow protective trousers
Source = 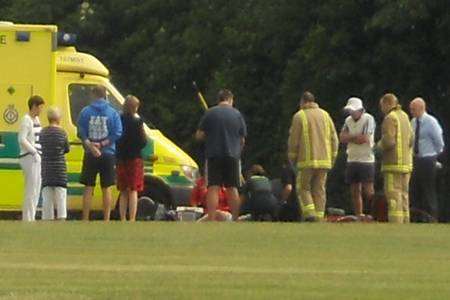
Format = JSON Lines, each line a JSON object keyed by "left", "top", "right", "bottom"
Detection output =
{"left": 296, "top": 169, "right": 328, "bottom": 220}
{"left": 383, "top": 172, "right": 411, "bottom": 223}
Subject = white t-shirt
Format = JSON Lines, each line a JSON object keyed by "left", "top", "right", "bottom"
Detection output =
{"left": 342, "top": 113, "right": 376, "bottom": 163}
{"left": 18, "top": 114, "right": 42, "bottom": 156}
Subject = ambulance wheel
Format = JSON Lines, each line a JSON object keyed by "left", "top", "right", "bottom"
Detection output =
{"left": 136, "top": 196, "right": 157, "bottom": 221}
{"left": 141, "top": 179, "right": 174, "bottom": 210}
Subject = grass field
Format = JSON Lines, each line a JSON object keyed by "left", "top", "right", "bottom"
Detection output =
{"left": 0, "top": 222, "right": 450, "bottom": 299}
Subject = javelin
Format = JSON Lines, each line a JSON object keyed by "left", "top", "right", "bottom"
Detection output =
{"left": 192, "top": 81, "right": 209, "bottom": 111}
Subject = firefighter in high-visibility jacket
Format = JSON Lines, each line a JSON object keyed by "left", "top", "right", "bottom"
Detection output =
{"left": 377, "top": 93, "right": 414, "bottom": 223}
{"left": 288, "top": 91, "right": 338, "bottom": 221}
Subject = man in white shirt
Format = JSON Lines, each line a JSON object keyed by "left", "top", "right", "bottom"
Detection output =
{"left": 18, "top": 95, "right": 45, "bottom": 221}
{"left": 339, "top": 97, "right": 376, "bottom": 220}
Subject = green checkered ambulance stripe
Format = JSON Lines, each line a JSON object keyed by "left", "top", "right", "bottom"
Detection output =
{"left": 0, "top": 162, "right": 83, "bottom": 195}
{"left": 67, "top": 173, "right": 84, "bottom": 196}
{"left": 143, "top": 161, "right": 153, "bottom": 173}
{"left": 141, "top": 140, "right": 154, "bottom": 159}
{"left": 0, "top": 158, "right": 21, "bottom": 169}
{"left": 0, "top": 132, "right": 20, "bottom": 159}
{"left": 66, "top": 171, "right": 193, "bottom": 196}
{"left": 160, "top": 174, "right": 192, "bottom": 187}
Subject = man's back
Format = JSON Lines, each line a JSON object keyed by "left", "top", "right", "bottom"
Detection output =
{"left": 380, "top": 107, "right": 413, "bottom": 173}
{"left": 77, "top": 98, "right": 122, "bottom": 155}
{"left": 288, "top": 102, "right": 338, "bottom": 169}
{"left": 199, "top": 105, "right": 247, "bottom": 159}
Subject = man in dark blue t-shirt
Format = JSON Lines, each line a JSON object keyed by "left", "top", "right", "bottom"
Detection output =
{"left": 196, "top": 89, "right": 247, "bottom": 221}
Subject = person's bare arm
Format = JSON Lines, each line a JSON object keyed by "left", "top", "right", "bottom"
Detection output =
{"left": 195, "top": 130, "right": 205, "bottom": 141}
{"left": 340, "top": 125, "right": 369, "bottom": 144}
{"left": 281, "top": 184, "right": 293, "bottom": 202}
{"left": 240, "top": 137, "right": 246, "bottom": 150}
{"left": 354, "top": 134, "right": 370, "bottom": 145}
{"left": 83, "top": 139, "right": 101, "bottom": 157}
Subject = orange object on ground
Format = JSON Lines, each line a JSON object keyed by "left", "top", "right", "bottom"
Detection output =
{"left": 190, "top": 177, "right": 230, "bottom": 212}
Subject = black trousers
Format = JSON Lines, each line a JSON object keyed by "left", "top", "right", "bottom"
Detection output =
{"left": 410, "top": 156, "right": 438, "bottom": 220}
{"left": 243, "top": 192, "right": 280, "bottom": 221}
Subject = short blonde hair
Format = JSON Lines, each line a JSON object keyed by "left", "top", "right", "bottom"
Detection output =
{"left": 380, "top": 93, "right": 398, "bottom": 106}
{"left": 47, "top": 107, "right": 62, "bottom": 123}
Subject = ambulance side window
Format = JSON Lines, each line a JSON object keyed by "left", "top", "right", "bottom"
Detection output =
{"left": 68, "top": 84, "right": 122, "bottom": 125}
{"left": 68, "top": 84, "right": 95, "bottom": 125}
{"left": 106, "top": 91, "right": 122, "bottom": 112}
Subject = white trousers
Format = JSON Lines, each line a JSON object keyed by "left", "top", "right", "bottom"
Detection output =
{"left": 42, "top": 186, "right": 67, "bottom": 220}
{"left": 19, "top": 155, "right": 41, "bottom": 221}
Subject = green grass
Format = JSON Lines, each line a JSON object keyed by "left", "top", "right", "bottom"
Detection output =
{"left": 0, "top": 222, "right": 449, "bottom": 299}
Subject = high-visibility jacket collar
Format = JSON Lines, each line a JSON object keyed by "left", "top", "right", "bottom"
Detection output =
{"left": 387, "top": 104, "right": 402, "bottom": 115}
{"left": 301, "top": 102, "right": 319, "bottom": 110}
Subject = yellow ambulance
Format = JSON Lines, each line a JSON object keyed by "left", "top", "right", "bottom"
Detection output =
{"left": 0, "top": 22, "right": 198, "bottom": 218}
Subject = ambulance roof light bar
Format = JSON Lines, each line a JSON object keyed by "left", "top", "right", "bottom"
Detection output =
{"left": 57, "top": 32, "right": 77, "bottom": 47}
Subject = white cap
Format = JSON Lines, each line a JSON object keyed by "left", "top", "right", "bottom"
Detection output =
{"left": 344, "top": 97, "right": 364, "bottom": 112}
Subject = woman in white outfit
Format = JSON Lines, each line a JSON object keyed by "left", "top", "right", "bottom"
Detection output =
{"left": 18, "top": 95, "right": 45, "bottom": 221}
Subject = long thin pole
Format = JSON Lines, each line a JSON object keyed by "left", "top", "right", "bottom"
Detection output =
{"left": 193, "top": 81, "right": 209, "bottom": 111}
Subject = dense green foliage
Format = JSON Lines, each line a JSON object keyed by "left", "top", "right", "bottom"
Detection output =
{"left": 1, "top": 222, "right": 450, "bottom": 299}
{"left": 1, "top": 1, "right": 449, "bottom": 218}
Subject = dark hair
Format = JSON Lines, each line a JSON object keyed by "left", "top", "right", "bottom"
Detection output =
{"left": 92, "top": 85, "right": 107, "bottom": 99}
{"left": 248, "top": 164, "right": 267, "bottom": 177}
{"left": 28, "top": 95, "right": 45, "bottom": 110}
{"left": 217, "top": 89, "right": 234, "bottom": 103}
{"left": 301, "top": 91, "right": 315, "bottom": 103}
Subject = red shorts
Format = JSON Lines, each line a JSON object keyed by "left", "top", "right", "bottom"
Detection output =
{"left": 116, "top": 158, "right": 144, "bottom": 192}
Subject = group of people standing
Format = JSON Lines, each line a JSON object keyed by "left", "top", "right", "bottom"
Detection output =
{"left": 18, "top": 85, "right": 444, "bottom": 223}
{"left": 196, "top": 89, "right": 444, "bottom": 223}
{"left": 289, "top": 92, "right": 444, "bottom": 223}
{"left": 18, "top": 86, "right": 147, "bottom": 222}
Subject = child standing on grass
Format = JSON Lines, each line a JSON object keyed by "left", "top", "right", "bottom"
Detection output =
{"left": 116, "top": 95, "right": 147, "bottom": 221}
{"left": 40, "top": 107, "right": 70, "bottom": 220}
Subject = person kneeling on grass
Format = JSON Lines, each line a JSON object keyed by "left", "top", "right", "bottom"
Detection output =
{"left": 116, "top": 95, "right": 147, "bottom": 222}
{"left": 240, "top": 165, "right": 279, "bottom": 221}
{"left": 40, "top": 107, "right": 70, "bottom": 220}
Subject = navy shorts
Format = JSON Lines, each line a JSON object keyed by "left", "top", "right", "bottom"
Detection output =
{"left": 345, "top": 162, "right": 375, "bottom": 184}
{"left": 80, "top": 153, "right": 116, "bottom": 188}
{"left": 206, "top": 157, "right": 241, "bottom": 188}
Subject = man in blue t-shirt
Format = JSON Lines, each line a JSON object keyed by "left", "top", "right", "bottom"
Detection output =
{"left": 196, "top": 89, "right": 247, "bottom": 221}
{"left": 77, "top": 85, "right": 123, "bottom": 221}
